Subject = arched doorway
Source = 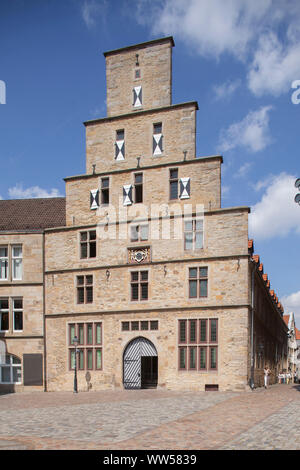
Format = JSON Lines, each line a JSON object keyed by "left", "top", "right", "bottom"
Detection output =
{"left": 123, "top": 337, "right": 158, "bottom": 389}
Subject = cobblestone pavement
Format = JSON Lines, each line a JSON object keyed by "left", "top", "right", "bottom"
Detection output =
{"left": 0, "top": 384, "right": 299, "bottom": 450}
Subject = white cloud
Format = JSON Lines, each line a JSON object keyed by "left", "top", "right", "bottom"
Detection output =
{"left": 248, "top": 32, "right": 300, "bottom": 96}
{"left": 144, "top": 0, "right": 273, "bottom": 60}
{"left": 136, "top": 0, "right": 300, "bottom": 97}
{"left": 234, "top": 162, "right": 253, "bottom": 179}
{"left": 221, "top": 185, "right": 230, "bottom": 199}
{"left": 218, "top": 106, "right": 273, "bottom": 153}
{"left": 213, "top": 79, "right": 241, "bottom": 101}
{"left": 281, "top": 291, "right": 300, "bottom": 325}
{"left": 81, "top": 0, "right": 107, "bottom": 29}
{"left": 249, "top": 172, "right": 300, "bottom": 240}
{"left": 8, "top": 184, "right": 63, "bottom": 199}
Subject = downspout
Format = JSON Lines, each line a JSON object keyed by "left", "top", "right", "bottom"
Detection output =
{"left": 250, "top": 259, "right": 255, "bottom": 390}
{"left": 43, "top": 231, "right": 47, "bottom": 392}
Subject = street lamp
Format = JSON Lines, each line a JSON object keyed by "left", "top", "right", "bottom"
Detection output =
{"left": 73, "top": 335, "right": 80, "bottom": 393}
{"left": 295, "top": 178, "right": 300, "bottom": 205}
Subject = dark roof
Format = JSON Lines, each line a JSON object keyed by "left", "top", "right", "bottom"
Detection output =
{"left": 0, "top": 198, "right": 66, "bottom": 232}
{"left": 103, "top": 36, "right": 175, "bottom": 57}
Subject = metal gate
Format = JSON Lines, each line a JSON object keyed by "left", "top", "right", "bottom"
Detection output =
{"left": 123, "top": 337, "right": 157, "bottom": 389}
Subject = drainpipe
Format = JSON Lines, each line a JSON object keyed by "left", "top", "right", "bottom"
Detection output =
{"left": 249, "top": 259, "right": 256, "bottom": 390}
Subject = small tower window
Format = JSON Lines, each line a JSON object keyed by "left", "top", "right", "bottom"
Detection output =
{"left": 153, "top": 122, "right": 163, "bottom": 156}
{"left": 115, "top": 129, "right": 125, "bottom": 160}
{"left": 133, "top": 86, "right": 142, "bottom": 107}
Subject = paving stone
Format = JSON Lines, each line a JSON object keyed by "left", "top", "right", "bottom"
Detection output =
{"left": 0, "top": 384, "right": 299, "bottom": 450}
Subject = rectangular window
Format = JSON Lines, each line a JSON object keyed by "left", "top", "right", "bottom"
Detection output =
{"left": 87, "top": 349, "right": 93, "bottom": 370}
{"left": 179, "top": 320, "right": 186, "bottom": 343}
{"left": 130, "top": 224, "right": 149, "bottom": 242}
{"left": 87, "top": 323, "right": 93, "bottom": 345}
{"left": 80, "top": 231, "right": 96, "bottom": 259}
{"left": 169, "top": 169, "right": 178, "bottom": 200}
{"left": 189, "top": 346, "right": 197, "bottom": 370}
{"left": 0, "top": 247, "right": 8, "bottom": 280}
{"left": 68, "top": 322, "right": 103, "bottom": 371}
{"left": 209, "top": 347, "right": 218, "bottom": 370}
{"left": 200, "top": 319, "right": 207, "bottom": 342}
{"left": 12, "top": 245, "right": 22, "bottom": 280}
{"left": 131, "top": 321, "right": 139, "bottom": 331}
{"left": 150, "top": 320, "right": 158, "bottom": 330}
{"left": 134, "top": 173, "right": 143, "bottom": 203}
{"left": 95, "top": 323, "right": 102, "bottom": 344}
{"left": 189, "top": 320, "right": 197, "bottom": 343}
{"left": 122, "top": 321, "right": 130, "bottom": 331}
{"left": 184, "top": 220, "right": 203, "bottom": 251}
{"left": 178, "top": 319, "right": 218, "bottom": 372}
{"left": 121, "top": 320, "right": 158, "bottom": 332}
{"left": 96, "top": 349, "right": 102, "bottom": 370}
{"left": 199, "top": 347, "right": 207, "bottom": 370}
{"left": 77, "top": 275, "right": 93, "bottom": 304}
{"left": 179, "top": 347, "right": 187, "bottom": 370}
{"left": 101, "top": 178, "right": 110, "bottom": 204}
{"left": 131, "top": 271, "right": 148, "bottom": 301}
{"left": 78, "top": 324, "right": 84, "bottom": 345}
{"left": 69, "top": 324, "right": 76, "bottom": 345}
{"left": 13, "top": 298, "right": 23, "bottom": 331}
{"left": 210, "top": 319, "right": 218, "bottom": 343}
{"left": 189, "top": 267, "right": 208, "bottom": 298}
{"left": 0, "top": 298, "right": 9, "bottom": 331}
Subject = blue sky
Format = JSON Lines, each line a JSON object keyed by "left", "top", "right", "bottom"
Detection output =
{"left": 0, "top": 0, "right": 299, "bottom": 322}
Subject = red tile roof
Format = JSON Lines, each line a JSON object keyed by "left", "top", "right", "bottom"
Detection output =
{"left": 296, "top": 328, "right": 300, "bottom": 340}
{"left": 0, "top": 198, "right": 66, "bottom": 231}
{"left": 283, "top": 315, "right": 290, "bottom": 326}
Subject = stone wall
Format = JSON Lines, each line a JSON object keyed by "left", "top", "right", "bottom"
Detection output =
{"left": 45, "top": 307, "right": 249, "bottom": 393}
{"left": 105, "top": 39, "right": 173, "bottom": 117}
{"left": 85, "top": 103, "right": 197, "bottom": 174}
{"left": 65, "top": 157, "right": 222, "bottom": 227}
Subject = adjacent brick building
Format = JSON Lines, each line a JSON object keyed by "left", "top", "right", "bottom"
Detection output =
{"left": 0, "top": 37, "right": 288, "bottom": 393}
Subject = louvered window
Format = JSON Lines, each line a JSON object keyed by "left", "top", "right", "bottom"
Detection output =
{"left": 90, "top": 189, "right": 99, "bottom": 210}
{"left": 153, "top": 122, "right": 163, "bottom": 156}
{"left": 133, "top": 86, "right": 142, "bottom": 107}
{"left": 179, "top": 177, "right": 191, "bottom": 199}
{"left": 123, "top": 185, "right": 133, "bottom": 206}
{"left": 115, "top": 129, "right": 125, "bottom": 161}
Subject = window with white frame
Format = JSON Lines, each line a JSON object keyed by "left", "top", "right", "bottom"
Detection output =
{"left": 13, "top": 298, "right": 23, "bottom": 331}
{"left": 184, "top": 219, "right": 204, "bottom": 250}
{"left": 0, "top": 298, "right": 9, "bottom": 331}
{"left": 0, "top": 354, "right": 22, "bottom": 384}
{"left": 12, "top": 245, "right": 22, "bottom": 280}
{"left": 0, "top": 246, "right": 8, "bottom": 280}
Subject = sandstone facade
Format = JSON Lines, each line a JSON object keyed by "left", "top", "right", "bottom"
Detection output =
{"left": 0, "top": 37, "right": 288, "bottom": 393}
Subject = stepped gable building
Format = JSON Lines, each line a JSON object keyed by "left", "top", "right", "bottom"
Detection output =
{"left": 0, "top": 37, "right": 288, "bottom": 392}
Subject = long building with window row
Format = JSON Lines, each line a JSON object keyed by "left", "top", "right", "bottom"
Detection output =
{"left": 0, "top": 37, "right": 288, "bottom": 393}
